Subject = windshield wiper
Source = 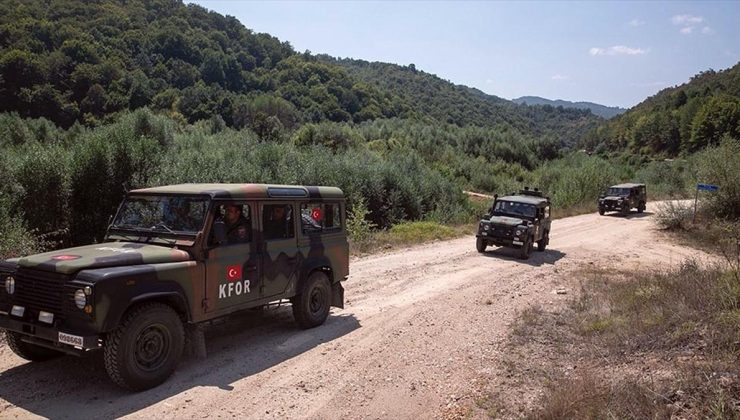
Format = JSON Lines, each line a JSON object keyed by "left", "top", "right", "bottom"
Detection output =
{"left": 151, "top": 223, "right": 176, "bottom": 234}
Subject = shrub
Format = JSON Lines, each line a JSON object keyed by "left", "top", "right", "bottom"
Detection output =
{"left": 654, "top": 200, "right": 694, "bottom": 230}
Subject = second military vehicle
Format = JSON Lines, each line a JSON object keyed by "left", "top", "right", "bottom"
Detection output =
{"left": 0, "top": 184, "right": 349, "bottom": 391}
{"left": 598, "top": 183, "right": 647, "bottom": 216}
{"left": 476, "top": 188, "right": 552, "bottom": 260}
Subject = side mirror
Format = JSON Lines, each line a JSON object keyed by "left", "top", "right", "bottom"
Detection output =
{"left": 482, "top": 214, "right": 491, "bottom": 220}
{"left": 212, "top": 220, "right": 226, "bottom": 245}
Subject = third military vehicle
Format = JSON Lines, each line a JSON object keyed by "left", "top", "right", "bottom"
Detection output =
{"left": 476, "top": 188, "right": 551, "bottom": 260}
{"left": 0, "top": 184, "right": 348, "bottom": 391}
{"left": 598, "top": 183, "right": 647, "bottom": 216}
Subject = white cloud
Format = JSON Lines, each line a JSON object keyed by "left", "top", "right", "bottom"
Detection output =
{"left": 485, "top": 79, "right": 494, "bottom": 84}
{"left": 551, "top": 74, "right": 568, "bottom": 81}
{"left": 680, "top": 26, "right": 694, "bottom": 34}
{"left": 671, "top": 14, "right": 703, "bottom": 25}
{"left": 702, "top": 26, "right": 714, "bottom": 35}
{"left": 589, "top": 45, "right": 648, "bottom": 56}
{"left": 628, "top": 18, "right": 645, "bottom": 27}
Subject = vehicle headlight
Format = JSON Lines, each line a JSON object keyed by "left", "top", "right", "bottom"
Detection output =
{"left": 483, "top": 224, "right": 490, "bottom": 231}
{"left": 516, "top": 229, "right": 523, "bottom": 236}
{"left": 74, "top": 289, "right": 87, "bottom": 309}
{"left": 4, "top": 276, "right": 14, "bottom": 295}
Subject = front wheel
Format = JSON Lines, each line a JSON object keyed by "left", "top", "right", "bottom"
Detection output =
{"left": 4, "top": 330, "right": 64, "bottom": 362}
{"left": 537, "top": 231, "right": 549, "bottom": 252}
{"left": 293, "top": 271, "right": 331, "bottom": 329}
{"left": 476, "top": 237, "right": 487, "bottom": 253}
{"left": 518, "top": 237, "right": 533, "bottom": 260}
{"left": 104, "top": 303, "right": 184, "bottom": 391}
{"left": 598, "top": 207, "right": 605, "bottom": 216}
{"left": 638, "top": 202, "right": 645, "bottom": 213}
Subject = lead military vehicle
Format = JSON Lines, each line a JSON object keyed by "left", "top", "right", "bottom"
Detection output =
{"left": 0, "top": 184, "right": 349, "bottom": 391}
{"left": 597, "top": 183, "right": 647, "bottom": 216}
{"left": 475, "top": 188, "right": 552, "bottom": 260}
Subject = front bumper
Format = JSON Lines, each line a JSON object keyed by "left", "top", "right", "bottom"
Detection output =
{"left": 0, "top": 313, "right": 100, "bottom": 354}
{"left": 599, "top": 201, "right": 629, "bottom": 211}
{"left": 477, "top": 232, "right": 526, "bottom": 248}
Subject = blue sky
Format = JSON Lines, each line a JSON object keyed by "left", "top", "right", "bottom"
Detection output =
{"left": 189, "top": 1, "right": 740, "bottom": 109}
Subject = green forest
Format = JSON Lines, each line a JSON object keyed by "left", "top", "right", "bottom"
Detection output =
{"left": 1, "top": 0, "right": 739, "bottom": 258}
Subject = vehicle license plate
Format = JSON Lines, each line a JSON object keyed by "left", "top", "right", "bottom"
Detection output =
{"left": 58, "top": 332, "right": 83, "bottom": 347}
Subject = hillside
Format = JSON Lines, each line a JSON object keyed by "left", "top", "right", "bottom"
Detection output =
{"left": 512, "top": 96, "right": 626, "bottom": 119}
{"left": 321, "top": 57, "right": 601, "bottom": 146}
{"left": 0, "top": 0, "right": 600, "bottom": 146}
{"left": 580, "top": 62, "right": 740, "bottom": 155}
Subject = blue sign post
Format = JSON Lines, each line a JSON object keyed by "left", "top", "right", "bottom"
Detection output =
{"left": 694, "top": 183, "right": 720, "bottom": 222}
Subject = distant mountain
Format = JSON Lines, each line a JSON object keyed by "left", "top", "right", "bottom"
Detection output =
{"left": 512, "top": 96, "right": 627, "bottom": 119}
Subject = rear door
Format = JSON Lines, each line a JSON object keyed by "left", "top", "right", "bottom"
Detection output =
{"left": 259, "top": 202, "right": 299, "bottom": 298}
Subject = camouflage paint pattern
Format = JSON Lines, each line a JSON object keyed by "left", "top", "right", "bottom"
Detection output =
{"left": 0, "top": 183, "right": 349, "bottom": 352}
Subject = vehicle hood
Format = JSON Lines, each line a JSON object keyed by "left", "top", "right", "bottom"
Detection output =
{"left": 487, "top": 215, "right": 525, "bottom": 227}
{"left": 16, "top": 243, "right": 192, "bottom": 275}
{"left": 602, "top": 195, "right": 627, "bottom": 200}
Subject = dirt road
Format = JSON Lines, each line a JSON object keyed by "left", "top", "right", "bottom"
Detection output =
{"left": 0, "top": 202, "right": 710, "bottom": 419}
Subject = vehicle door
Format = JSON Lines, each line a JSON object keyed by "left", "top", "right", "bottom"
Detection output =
{"left": 204, "top": 202, "right": 260, "bottom": 315}
{"left": 259, "top": 202, "right": 299, "bottom": 299}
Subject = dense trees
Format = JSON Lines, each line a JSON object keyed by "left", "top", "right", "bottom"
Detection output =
{"left": 582, "top": 63, "right": 740, "bottom": 156}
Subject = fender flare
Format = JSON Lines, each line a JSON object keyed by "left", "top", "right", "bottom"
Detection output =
{"left": 102, "top": 288, "right": 191, "bottom": 332}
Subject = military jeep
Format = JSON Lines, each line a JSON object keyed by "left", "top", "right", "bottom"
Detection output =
{"left": 598, "top": 183, "right": 647, "bottom": 216}
{"left": 475, "top": 188, "right": 552, "bottom": 260}
{"left": 0, "top": 184, "right": 349, "bottom": 391}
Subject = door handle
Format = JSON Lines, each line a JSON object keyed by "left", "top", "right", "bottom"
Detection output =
{"left": 245, "top": 265, "right": 257, "bottom": 271}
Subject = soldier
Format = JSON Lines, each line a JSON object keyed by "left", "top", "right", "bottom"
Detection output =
{"left": 224, "top": 204, "right": 249, "bottom": 243}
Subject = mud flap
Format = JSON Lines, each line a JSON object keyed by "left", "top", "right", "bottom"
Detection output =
{"left": 185, "top": 324, "right": 207, "bottom": 359}
{"left": 330, "top": 282, "right": 345, "bottom": 309}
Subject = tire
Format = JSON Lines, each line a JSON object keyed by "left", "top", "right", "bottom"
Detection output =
{"left": 476, "top": 237, "right": 487, "bottom": 253}
{"left": 518, "top": 237, "right": 533, "bottom": 260}
{"left": 638, "top": 202, "right": 645, "bottom": 213}
{"left": 537, "top": 230, "right": 549, "bottom": 252}
{"left": 598, "top": 208, "right": 605, "bottom": 216}
{"left": 4, "top": 330, "right": 63, "bottom": 362}
{"left": 292, "top": 271, "right": 331, "bottom": 329}
{"left": 104, "top": 303, "right": 184, "bottom": 391}
{"left": 621, "top": 205, "right": 630, "bottom": 216}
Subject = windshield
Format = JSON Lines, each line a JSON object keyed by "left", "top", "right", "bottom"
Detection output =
{"left": 492, "top": 200, "right": 536, "bottom": 218}
{"left": 111, "top": 195, "right": 209, "bottom": 235}
{"left": 607, "top": 187, "right": 630, "bottom": 196}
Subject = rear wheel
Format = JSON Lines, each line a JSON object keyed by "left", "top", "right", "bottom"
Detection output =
{"left": 104, "top": 303, "right": 184, "bottom": 391}
{"left": 4, "top": 330, "right": 63, "bottom": 362}
{"left": 476, "top": 237, "right": 487, "bottom": 253}
{"left": 293, "top": 271, "right": 331, "bottom": 329}
{"left": 537, "top": 230, "right": 549, "bottom": 252}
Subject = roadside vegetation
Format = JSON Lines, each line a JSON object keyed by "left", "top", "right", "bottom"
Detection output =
{"left": 468, "top": 141, "right": 739, "bottom": 418}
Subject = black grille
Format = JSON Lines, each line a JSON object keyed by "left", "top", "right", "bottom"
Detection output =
{"left": 491, "top": 225, "right": 514, "bottom": 238}
{"left": 13, "top": 268, "right": 72, "bottom": 318}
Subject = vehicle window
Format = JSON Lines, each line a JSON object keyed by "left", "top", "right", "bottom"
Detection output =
{"left": 211, "top": 203, "right": 251, "bottom": 246}
{"left": 607, "top": 187, "right": 629, "bottom": 196}
{"left": 113, "top": 195, "right": 208, "bottom": 234}
{"left": 263, "top": 204, "right": 294, "bottom": 240}
{"left": 493, "top": 201, "right": 536, "bottom": 218}
{"left": 301, "top": 203, "right": 342, "bottom": 234}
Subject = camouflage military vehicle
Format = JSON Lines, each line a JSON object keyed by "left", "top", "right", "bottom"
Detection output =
{"left": 0, "top": 184, "right": 349, "bottom": 391}
{"left": 597, "top": 183, "right": 647, "bottom": 216}
{"left": 475, "top": 188, "right": 552, "bottom": 260}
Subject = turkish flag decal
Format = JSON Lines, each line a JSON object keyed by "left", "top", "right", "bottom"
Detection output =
{"left": 226, "top": 265, "right": 242, "bottom": 281}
